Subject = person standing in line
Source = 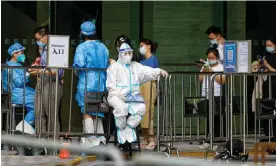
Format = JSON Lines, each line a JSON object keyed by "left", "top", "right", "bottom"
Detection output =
{"left": 33, "top": 26, "right": 64, "bottom": 136}
{"left": 204, "top": 26, "right": 225, "bottom": 63}
{"left": 73, "top": 21, "right": 109, "bottom": 146}
{"left": 138, "top": 38, "right": 159, "bottom": 150}
{"left": 261, "top": 36, "right": 276, "bottom": 138}
{"left": 198, "top": 48, "right": 225, "bottom": 150}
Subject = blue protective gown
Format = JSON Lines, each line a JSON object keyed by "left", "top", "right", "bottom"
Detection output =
{"left": 73, "top": 40, "right": 109, "bottom": 117}
{"left": 2, "top": 61, "right": 35, "bottom": 125}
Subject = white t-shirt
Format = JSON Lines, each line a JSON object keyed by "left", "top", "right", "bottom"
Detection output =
{"left": 217, "top": 43, "right": 224, "bottom": 62}
{"left": 201, "top": 63, "right": 223, "bottom": 98}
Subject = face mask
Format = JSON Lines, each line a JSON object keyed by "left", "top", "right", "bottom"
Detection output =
{"left": 36, "top": 41, "right": 46, "bottom": 47}
{"left": 266, "top": 46, "right": 275, "bottom": 53}
{"left": 210, "top": 39, "right": 218, "bottom": 45}
{"left": 120, "top": 53, "right": 133, "bottom": 64}
{"left": 138, "top": 46, "right": 147, "bottom": 55}
{"left": 16, "top": 54, "right": 26, "bottom": 63}
{"left": 207, "top": 60, "right": 217, "bottom": 66}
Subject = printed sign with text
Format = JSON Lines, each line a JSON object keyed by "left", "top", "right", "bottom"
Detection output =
{"left": 47, "top": 35, "right": 70, "bottom": 68}
{"left": 224, "top": 42, "right": 237, "bottom": 73}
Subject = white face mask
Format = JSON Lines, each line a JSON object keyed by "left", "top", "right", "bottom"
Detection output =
{"left": 138, "top": 46, "right": 147, "bottom": 55}
{"left": 210, "top": 39, "right": 218, "bottom": 45}
{"left": 207, "top": 59, "right": 218, "bottom": 65}
{"left": 119, "top": 52, "right": 133, "bottom": 64}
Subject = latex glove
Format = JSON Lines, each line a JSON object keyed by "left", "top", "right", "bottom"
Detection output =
{"left": 117, "top": 93, "right": 126, "bottom": 101}
{"left": 109, "top": 59, "right": 116, "bottom": 65}
{"left": 160, "top": 69, "right": 169, "bottom": 78}
{"left": 25, "top": 72, "right": 30, "bottom": 78}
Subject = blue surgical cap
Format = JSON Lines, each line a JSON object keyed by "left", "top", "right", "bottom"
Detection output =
{"left": 7, "top": 43, "right": 26, "bottom": 56}
{"left": 80, "top": 21, "right": 96, "bottom": 36}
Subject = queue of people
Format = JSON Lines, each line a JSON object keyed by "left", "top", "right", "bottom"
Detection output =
{"left": 3, "top": 22, "right": 276, "bottom": 151}
{"left": 197, "top": 26, "right": 276, "bottom": 149}
{"left": 2, "top": 21, "right": 168, "bottom": 150}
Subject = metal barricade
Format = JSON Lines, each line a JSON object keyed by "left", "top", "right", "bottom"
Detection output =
{"left": 3, "top": 63, "right": 276, "bottom": 163}
{"left": 35, "top": 67, "right": 113, "bottom": 152}
{"left": 1, "top": 134, "right": 125, "bottom": 166}
{"left": 133, "top": 153, "right": 246, "bottom": 166}
{"left": 208, "top": 72, "right": 276, "bottom": 153}
{"left": 1, "top": 65, "right": 42, "bottom": 135}
{"left": 1, "top": 65, "right": 12, "bottom": 135}
{"left": 160, "top": 63, "right": 199, "bottom": 73}
{"left": 157, "top": 72, "right": 220, "bottom": 157}
{"left": 0, "top": 66, "right": 113, "bottom": 154}
{"left": 156, "top": 70, "right": 276, "bottom": 159}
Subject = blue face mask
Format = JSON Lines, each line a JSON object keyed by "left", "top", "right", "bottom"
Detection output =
{"left": 16, "top": 54, "right": 26, "bottom": 63}
{"left": 36, "top": 41, "right": 46, "bottom": 47}
{"left": 266, "top": 46, "right": 275, "bottom": 53}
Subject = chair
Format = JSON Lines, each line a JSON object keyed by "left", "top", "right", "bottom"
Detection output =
{"left": 1, "top": 93, "right": 12, "bottom": 134}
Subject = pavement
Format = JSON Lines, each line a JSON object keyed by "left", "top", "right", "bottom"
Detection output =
{"left": 1, "top": 151, "right": 96, "bottom": 166}
{"left": 1, "top": 136, "right": 276, "bottom": 165}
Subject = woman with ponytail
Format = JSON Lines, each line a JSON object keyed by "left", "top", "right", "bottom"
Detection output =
{"left": 138, "top": 38, "right": 159, "bottom": 150}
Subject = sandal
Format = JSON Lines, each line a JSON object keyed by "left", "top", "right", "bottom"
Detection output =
{"left": 140, "top": 141, "right": 148, "bottom": 149}
{"left": 145, "top": 141, "right": 156, "bottom": 150}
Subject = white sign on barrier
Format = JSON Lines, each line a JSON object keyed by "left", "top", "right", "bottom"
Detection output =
{"left": 237, "top": 40, "right": 252, "bottom": 73}
{"left": 224, "top": 40, "right": 252, "bottom": 73}
{"left": 47, "top": 35, "right": 70, "bottom": 68}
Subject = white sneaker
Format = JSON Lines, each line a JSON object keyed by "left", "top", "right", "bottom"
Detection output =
{"left": 198, "top": 143, "right": 210, "bottom": 150}
{"left": 85, "top": 136, "right": 101, "bottom": 147}
{"left": 98, "top": 136, "right": 106, "bottom": 145}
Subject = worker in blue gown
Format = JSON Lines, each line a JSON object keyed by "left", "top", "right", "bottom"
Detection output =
{"left": 73, "top": 21, "right": 109, "bottom": 147}
{"left": 2, "top": 43, "right": 35, "bottom": 134}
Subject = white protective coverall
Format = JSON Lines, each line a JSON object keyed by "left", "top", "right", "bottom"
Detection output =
{"left": 106, "top": 43, "right": 167, "bottom": 144}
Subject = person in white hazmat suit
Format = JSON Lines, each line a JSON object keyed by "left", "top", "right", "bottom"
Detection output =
{"left": 106, "top": 43, "right": 168, "bottom": 144}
